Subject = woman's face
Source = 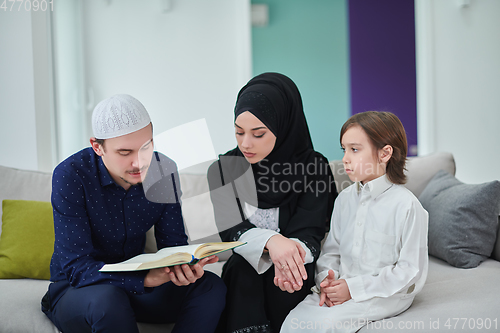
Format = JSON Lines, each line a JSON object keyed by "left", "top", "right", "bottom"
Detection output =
{"left": 235, "top": 111, "right": 276, "bottom": 164}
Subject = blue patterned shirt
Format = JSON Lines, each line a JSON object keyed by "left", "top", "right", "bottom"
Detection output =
{"left": 49, "top": 147, "right": 187, "bottom": 295}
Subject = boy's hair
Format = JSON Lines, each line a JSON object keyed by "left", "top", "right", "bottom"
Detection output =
{"left": 340, "top": 111, "right": 408, "bottom": 184}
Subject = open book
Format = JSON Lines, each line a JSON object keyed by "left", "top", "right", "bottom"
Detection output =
{"left": 99, "top": 241, "right": 244, "bottom": 272}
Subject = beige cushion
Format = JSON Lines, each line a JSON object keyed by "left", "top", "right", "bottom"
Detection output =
{"left": 329, "top": 160, "right": 353, "bottom": 193}
{"left": 405, "top": 152, "right": 456, "bottom": 197}
{"left": 144, "top": 173, "right": 227, "bottom": 259}
{"left": 179, "top": 173, "right": 219, "bottom": 243}
{"left": 329, "top": 152, "right": 456, "bottom": 197}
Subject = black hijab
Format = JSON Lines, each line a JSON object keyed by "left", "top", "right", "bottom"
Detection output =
{"left": 223, "top": 72, "right": 326, "bottom": 209}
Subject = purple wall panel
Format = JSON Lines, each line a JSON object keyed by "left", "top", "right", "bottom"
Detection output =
{"left": 349, "top": 0, "right": 417, "bottom": 155}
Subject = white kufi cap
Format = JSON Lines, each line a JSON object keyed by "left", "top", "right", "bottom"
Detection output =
{"left": 92, "top": 94, "right": 151, "bottom": 139}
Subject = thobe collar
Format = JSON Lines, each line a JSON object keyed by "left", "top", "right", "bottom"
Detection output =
{"left": 356, "top": 174, "right": 393, "bottom": 200}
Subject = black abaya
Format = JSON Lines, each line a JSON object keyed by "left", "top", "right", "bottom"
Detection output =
{"left": 208, "top": 73, "right": 337, "bottom": 333}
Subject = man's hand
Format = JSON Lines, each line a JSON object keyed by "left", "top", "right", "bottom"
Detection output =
{"left": 319, "top": 269, "right": 351, "bottom": 306}
{"left": 266, "top": 234, "right": 307, "bottom": 291}
{"left": 144, "top": 255, "right": 218, "bottom": 287}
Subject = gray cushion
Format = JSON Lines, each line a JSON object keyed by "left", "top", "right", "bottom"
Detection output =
{"left": 419, "top": 170, "right": 500, "bottom": 268}
{"left": 492, "top": 216, "right": 500, "bottom": 261}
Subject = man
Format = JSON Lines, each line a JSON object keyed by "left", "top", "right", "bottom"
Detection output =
{"left": 41, "top": 94, "right": 226, "bottom": 333}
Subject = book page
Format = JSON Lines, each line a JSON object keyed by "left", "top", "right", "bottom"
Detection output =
{"left": 100, "top": 244, "right": 201, "bottom": 272}
{"left": 126, "top": 244, "right": 201, "bottom": 264}
{"left": 194, "top": 241, "right": 244, "bottom": 259}
{"left": 100, "top": 242, "right": 244, "bottom": 272}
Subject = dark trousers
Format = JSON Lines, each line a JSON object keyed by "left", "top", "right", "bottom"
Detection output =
{"left": 42, "top": 271, "right": 226, "bottom": 333}
{"left": 216, "top": 254, "right": 315, "bottom": 333}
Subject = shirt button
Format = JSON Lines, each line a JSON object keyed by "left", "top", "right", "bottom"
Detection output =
{"left": 355, "top": 242, "right": 359, "bottom": 246}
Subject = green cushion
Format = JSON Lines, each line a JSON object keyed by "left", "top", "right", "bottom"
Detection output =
{"left": 0, "top": 200, "right": 54, "bottom": 279}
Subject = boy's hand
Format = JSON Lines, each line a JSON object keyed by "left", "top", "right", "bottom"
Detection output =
{"left": 319, "top": 270, "right": 351, "bottom": 306}
{"left": 319, "top": 269, "right": 336, "bottom": 307}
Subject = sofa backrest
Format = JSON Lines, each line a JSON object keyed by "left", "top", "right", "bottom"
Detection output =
{"left": 173, "top": 151, "right": 458, "bottom": 249}
{"left": 0, "top": 165, "right": 52, "bottom": 238}
{"left": 405, "top": 152, "right": 456, "bottom": 197}
{"left": 329, "top": 151, "right": 457, "bottom": 198}
{"left": 2, "top": 152, "right": 499, "bottom": 261}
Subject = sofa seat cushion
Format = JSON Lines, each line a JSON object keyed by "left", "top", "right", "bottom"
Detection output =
{"left": 0, "top": 278, "right": 221, "bottom": 333}
{"left": 0, "top": 279, "right": 57, "bottom": 333}
{"left": 0, "top": 266, "right": 222, "bottom": 333}
{"left": 357, "top": 256, "right": 500, "bottom": 332}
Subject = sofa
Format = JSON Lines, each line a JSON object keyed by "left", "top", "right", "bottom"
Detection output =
{"left": 1, "top": 152, "right": 499, "bottom": 333}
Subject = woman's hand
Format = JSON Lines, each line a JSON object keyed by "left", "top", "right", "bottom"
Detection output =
{"left": 266, "top": 234, "right": 307, "bottom": 291}
{"left": 273, "top": 264, "right": 296, "bottom": 293}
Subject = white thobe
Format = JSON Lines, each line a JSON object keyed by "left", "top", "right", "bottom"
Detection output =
{"left": 281, "top": 175, "right": 429, "bottom": 333}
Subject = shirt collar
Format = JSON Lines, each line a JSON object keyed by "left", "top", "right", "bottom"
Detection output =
{"left": 357, "top": 174, "right": 393, "bottom": 199}
{"left": 97, "top": 155, "right": 115, "bottom": 187}
{"left": 96, "top": 154, "right": 146, "bottom": 194}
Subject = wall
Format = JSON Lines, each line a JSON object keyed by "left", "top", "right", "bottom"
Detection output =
{"left": 0, "top": 10, "right": 39, "bottom": 171}
{"left": 349, "top": 0, "right": 418, "bottom": 156}
{"left": 3, "top": 0, "right": 500, "bottom": 184}
{"left": 52, "top": 0, "right": 88, "bottom": 162}
{"left": 416, "top": 0, "right": 500, "bottom": 184}
{"left": 251, "top": 0, "right": 350, "bottom": 161}
{"left": 1, "top": 0, "right": 251, "bottom": 173}
{"left": 56, "top": 0, "right": 251, "bottom": 171}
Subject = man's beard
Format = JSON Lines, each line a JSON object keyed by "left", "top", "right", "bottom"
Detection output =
{"left": 120, "top": 177, "right": 142, "bottom": 186}
{"left": 121, "top": 166, "right": 148, "bottom": 186}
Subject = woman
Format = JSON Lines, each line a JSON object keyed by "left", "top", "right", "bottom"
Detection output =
{"left": 208, "top": 72, "right": 337, "bottom": 333}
